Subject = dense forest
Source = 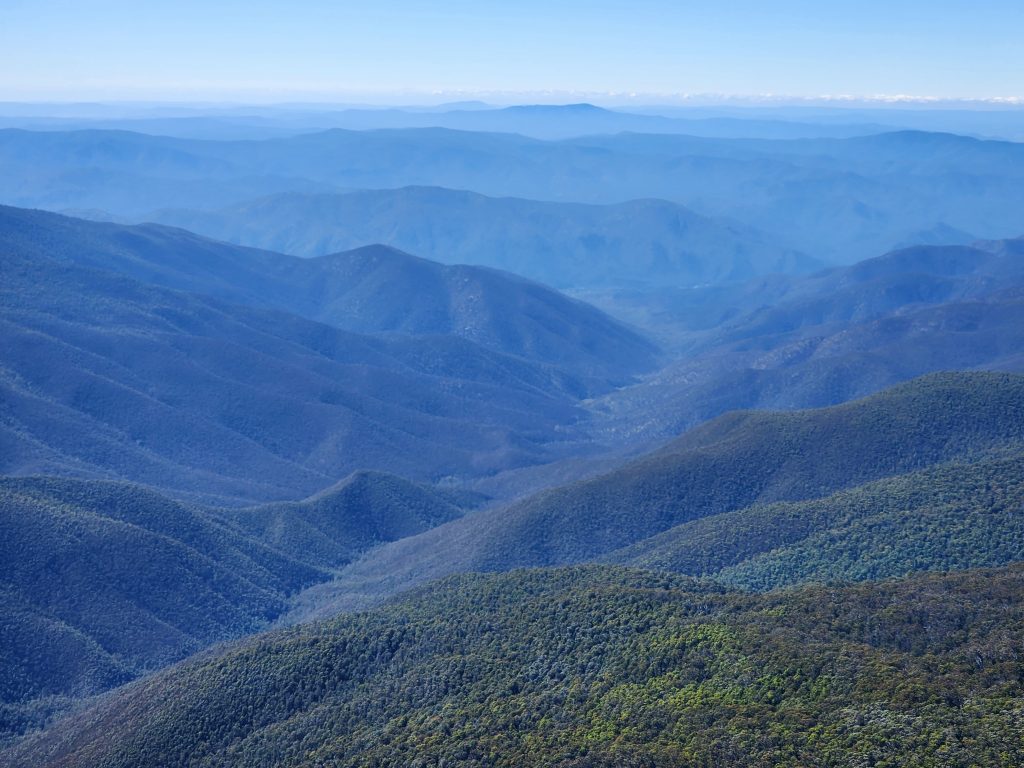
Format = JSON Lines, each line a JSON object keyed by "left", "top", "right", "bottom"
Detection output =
{"left": 11, "top": 565, "right": 1024, "bottom": 767}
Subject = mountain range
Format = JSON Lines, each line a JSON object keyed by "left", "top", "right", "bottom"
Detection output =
{"left": 3, "top": 126, "right": 1024, "bottom": 263}
{"left": 585, "top": 238, "right": 1024, "bottom": 445}
{"left": 6, "top": 101, "right": 1024, "bottom": 142}
{"left": 0, "top": 102, "right": 897, "bottom": 141}
{"left": 0, "top": 470, "right": 471, "bottom": 741}
{"left": 145, "top": 186, "right": 816, "bottom": 289}
{"left": 288, "top": 372, "right": 1024, "bottom": 618}
{"left": 1, "top": 207, "right": 664, "bottom": 505}
{"left": 1, "top": 110, "right": 1023, "bottom": 767}
{"left": 4, "top": 369, "right": 1023, "bottom": 752}
{"left": 0, "top": 205, "right": 657, "bottom": 382}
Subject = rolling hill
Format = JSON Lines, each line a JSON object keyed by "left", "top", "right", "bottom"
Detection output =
{"left": 9, "top": 564, "right": 1024, "bottom": 767}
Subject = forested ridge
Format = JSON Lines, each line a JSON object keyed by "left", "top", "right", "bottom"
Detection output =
{"left": 290, "top": 371, "right": 1024, "bottom": 619}
{"left": 0, "top": 472, "right": 470, "bottom": 741}
{"left": 10, "top": 565, "right": 1024, "bottom": 767}
{"left": 609, "top": 446, "right": 1024, "bottom": 589}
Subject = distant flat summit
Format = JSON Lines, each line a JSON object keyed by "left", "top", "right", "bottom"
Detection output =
{"left": 501, "top": 102, "right": 610, "bottom": 114}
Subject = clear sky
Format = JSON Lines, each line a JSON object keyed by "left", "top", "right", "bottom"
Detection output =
{"left": 2, "top": 0, "right": 1022, "bottom": 103}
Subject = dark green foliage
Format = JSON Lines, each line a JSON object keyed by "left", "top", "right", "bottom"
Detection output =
{"left": 301, "top": 372, "right": 1024, "bottom": 616}
{"left": 9, "top": 564, "right": 1024, "bottom": 767}
{"left": 0, "top": 477, "right": 318, "bottom": 740}
{"left": 609, "top": 448, "right": 1024, "bottom": 588}
{"left": 0, "top": 473, "right": 468, "bottom": 742}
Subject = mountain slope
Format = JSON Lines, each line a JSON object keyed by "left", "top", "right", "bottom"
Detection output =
{"left": 291, "top": 372, "right": 1024, "bottom": 617}
{"left": 0, "top": 205, "right": 658, "bottom": 384}
{"left": 217, "top": 470, "right": 465, "bottom": 569}
{"left": 0, "top": 477, "right": 321, "bottom": 740}
{"left": 0, "top": 470, "right": 470, "bottom": 743}
{"left": 147, "top": 187, "right": 816, "bottom": 289}
{"left": 607, "top": 447, "right": 1024, "bottom": 588}
{"left": 0, "top": 246, "right": 602, "bottom": 504}
{"left": 588, "top": 238, "right": 1024, "bottom": 444}
{"left": 588, "top": 238, "right": 1024, "bottom": 340}
{"left": 9, "top": 564, "right": 1024, "bottom": 767}
{"left": 704, "top": 239, "right": 1024, "bottom": 345}
{"left": 286, "top": 244, "right": 659, "bottom": 382}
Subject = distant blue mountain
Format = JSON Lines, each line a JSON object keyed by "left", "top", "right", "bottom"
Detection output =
{"left": 147, "top": 186, "right": 817, "bottom": 289}
{"left": 2, "top": 125, "right": 1022, "bottom": 263}
{"left": 0, "top": 102, "right": 894, "bottom": 141}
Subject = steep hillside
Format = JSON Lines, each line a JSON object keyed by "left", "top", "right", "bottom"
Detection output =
{"left": 607, "top": 447, "right": 1024, "bottom": 588}
{"left": 286, "top": 244, "right": 658, "bottom": 382}
{"left": 10, "top": 564, "right": 1024, "bottom": 767}
{"left": 148, "top": 187, "right": 815, "bottom": 289}
{"left": 588, "top": 239, "right": 1024, "bottom": 443}
{"left": 0, "top": 477, "right": 320, "bottom": 740}
{"left": 0, "top": 470, "right": 470, "bottom": 743}
{"left": 0, "top": 205, "right": 658, "bottom": 384}
{"left": 0, "top": 247, "right": 599, "bottom": 504}
{"left": 218, "top": 470, "right": 465, "bottom": 569}
{"left": 292, "top": 372, "right": 1024, "bottom": 616}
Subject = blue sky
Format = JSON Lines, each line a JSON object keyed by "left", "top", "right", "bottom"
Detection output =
{"left": 2, "top": 0, "right": 1022, "bottom": 103}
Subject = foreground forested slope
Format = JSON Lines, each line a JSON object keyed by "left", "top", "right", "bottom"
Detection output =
{"left": 9, "top": 564, "right": 1024, "bottom": 767}
{"left": 0, "top": 472, "right": 468, "bottom": 742}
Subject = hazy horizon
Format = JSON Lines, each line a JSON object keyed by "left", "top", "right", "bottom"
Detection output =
{"left": 2, "top": 94, "right": 1024, "bottom": 110}
{"left": 2, "top": 1, "right": 1021, "bottom": 103}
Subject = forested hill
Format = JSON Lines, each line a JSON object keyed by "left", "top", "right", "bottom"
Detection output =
{"left": 292, "top": 371, "right": 1024, "bottom": 618}
{"left": 0, "top": 472, "right": 471, "bottom": 742}
{"left": 0, "top": 235, "right": 613, "bottom": 504}
{"left": 607, "top": 446, "right": 1024, "bottom": 588}
{"left": 0, "top": 205, "right": 659, "bottom": 384}
{"left": 9, "top": 564, "right": 1024, "bottom": 767}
